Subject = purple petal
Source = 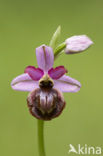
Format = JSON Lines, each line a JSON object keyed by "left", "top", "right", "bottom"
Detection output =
{"left": 53, "top": 75, "right": 81, "bottom": 92}
{"left": 24, "top": 66, "right": 44, "bottom": 81}
{"left": 65, "top": 35, "right": 93, "bottom": 54}
{"left": 36, "top": 45, "right": 54, "bottom": 72}
{"left": 11, "top": 73, "right": 39, "bottom": 92}
{"left": 48, "top": 66, "right": 68, "bottom": 80}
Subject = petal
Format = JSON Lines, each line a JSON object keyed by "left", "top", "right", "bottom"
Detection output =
{"left": 48, "top": 66, "right": 68, "bottom": 80}
{"left": 11, "top": 73, "right": 39, "bottom": 92}
{"left": 36, "top": 45, "right": 54, "bottom": 72}
{"left": 53, "top": 75, "right": 81, "bottom": 92}
{"left": 24, "top": 66, "right": 44, "bottom": 81}
{"left": 65, "top": 35, "right": 93, "bottom": 54}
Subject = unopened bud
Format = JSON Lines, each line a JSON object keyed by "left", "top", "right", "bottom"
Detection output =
{"left": 65, "top": 35, "right": 93, "bottom": 54}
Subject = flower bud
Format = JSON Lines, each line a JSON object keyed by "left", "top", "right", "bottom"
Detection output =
{"left": 65, "top": 35, "right": 93, "bottom": 54}
{"left": 27, "top": 88, "right": 65, "bottom": 120}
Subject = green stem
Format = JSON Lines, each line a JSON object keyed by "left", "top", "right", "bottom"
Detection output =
{"left": 54, "top": 42, "right": 66, "bottom": 59}
{"left": 37, "top": 120, "right": 46, "bottom": 156}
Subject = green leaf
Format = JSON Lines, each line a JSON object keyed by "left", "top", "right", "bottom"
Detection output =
{"left": 49, "top": 25, "right": 61, "bottom": 50}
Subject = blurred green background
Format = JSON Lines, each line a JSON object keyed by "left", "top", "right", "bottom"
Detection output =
{"left": 0, "top": 0, "right": 103, "bottom": 156}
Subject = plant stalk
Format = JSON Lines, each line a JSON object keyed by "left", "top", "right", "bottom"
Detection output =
{"left": 37, "top": 120, "right": 46, "bottom": 156}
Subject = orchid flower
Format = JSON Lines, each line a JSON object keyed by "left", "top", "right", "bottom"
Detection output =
{"left": 11, "top": 44, "right": 81, "bottom": 120}
{"left": 11, "top": 26, "right": 93, "bottom": 156}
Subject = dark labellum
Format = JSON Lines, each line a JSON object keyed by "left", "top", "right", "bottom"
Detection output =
{"left": 27, "top": 88, "right": 65, "bottom": 120}
{"left": 27, "top": 74, "right": 66, "bottom": 120}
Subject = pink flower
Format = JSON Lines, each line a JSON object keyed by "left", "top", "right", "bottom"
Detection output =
{"left": 65, "top": 35, "right": 93, "bottom": 54}
{"left": 11, "top": 45, "right": 81, "bottom": 120}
